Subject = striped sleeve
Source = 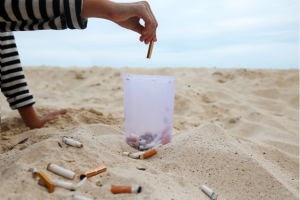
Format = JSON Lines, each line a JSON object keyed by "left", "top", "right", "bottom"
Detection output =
{"left": 0, "top": 31, "right": 35, "bottom": 110}
{"left": 0, "top": 0, "right": 87, "bottom": 31}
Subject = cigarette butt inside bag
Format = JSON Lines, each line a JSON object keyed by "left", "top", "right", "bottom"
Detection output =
{"left": 111, "top": 185, "right": 132, "bottom": 194}
{"left": 80, "top": 166, "right": 107, "bottom": 180}
{"left": 140, "top": 149, "right": 157, "bottom": 159}
{"left": 37, "top": 171, "right": 54, "bottom": 193}
{"left": 126, "top": 137, "right": 137, "bottom": 142}
{"left": 146, "top": 40, "right": 154, "bottom": 59}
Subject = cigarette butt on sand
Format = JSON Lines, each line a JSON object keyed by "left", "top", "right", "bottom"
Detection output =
{"left": 73, "top": 195, "right": 93, "bottom": 200}
{"left": 37, "top": 171, "right": 54, "bottom": 193}
{"left": 111, "top": 185, "right": 142, "bottom": 194}
{"left": 147, "top": 40, "right": 154, "bottom": 59}
{"left": 80, "top": 166, "right": 107, "bottom": 180}
{"left": 47, "top": 163, "right": 75, "bottom": 180}
{"left": 122, "top": 152, "right": 130, "bottom": 156}
{"left": 140, "top": 149, "right": 157, "bottom": 159}
{"left": 38, "top": 179, "right": 76, "bottom": 190}
{"left": 62, "top": 137, "right": 83, "bottom": 148}
{"left": 28, "top": 167, "right": 38, "bottom": 175}
{"left": 201, "top": 185, "right": 218, "bottom": 200}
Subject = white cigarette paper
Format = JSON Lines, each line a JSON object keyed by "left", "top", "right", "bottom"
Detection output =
{"left": 131, "top": 186, "right": 139, "bottom": 193}
{"left": 47, "top": 163, "right": 76, "bottom": 180}
{"left": 73, "top": 195, "right": 93, "bottom": 200}
{"left": 63, "top": 137, "right": 83, "bottom": 148}
{"left": 138, "top": 140, "right": 148, "bottom": 145}
{"left": 122, "top": 152, "right": 130, "bottom": 156}
{"left": 130, "top": 153, "right": 141, "bottom": 159}
{"left": 38, "top": 179, "right": 76, "bottom": 190}
{"left": 76, "top": 177, "right": 87, "bottom": 189}
{"left": 201, "top": 185, "right": 217, "bottom": 200}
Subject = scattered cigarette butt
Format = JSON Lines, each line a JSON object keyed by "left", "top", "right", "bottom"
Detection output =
{"left": 38, "top": 179, "right": 76, "bottom": 190}
{"left": 37, "top": 171, "right": 54, "bottom": 193}
{"left": 62, "top": 137, "right": 83, "bottom": 148}
{"left": 140, "top": 149, "right": 157, "bottom": 159}
{"left": 47, "top": 163, "right": 76, "bottom": 180}
{"left": 201, "top": 185, "right": 218, "bottom": 200}
{"left": 76, "top": 177, "right": 87, "bottom": 189}
{"left": 147, "top": 40, "right": 154, "bottom": 59}
{"left": 136, "top": 167, "right": 146, "bottom": 170}
{"left": 73, "top": 195, "right": 93, "bottom": 200}
{"left": 122, "top": 152, "right": 130, "bottom": 156}
{"left": 80, "top": 166, "right": 107, "bottom": 180}
{"left": 28, "top": 167, "right": 38, "bottom": 175}
{"left": 111, "top": 185, "right": 142, "bottom": 194}
{"left": 57, "top": 142, "right": 62, "bottom": 148}
{"left": 130, "top": 152, "right": 141, "bottom": 159}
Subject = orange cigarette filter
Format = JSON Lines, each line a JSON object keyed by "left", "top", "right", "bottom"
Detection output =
{"left": 111, "top": 186, "right": 131, "bottom": 194}
{"left": 146, "top": 40, "right": 154, "bottom": 59}
{"left": 140, "top": 149, "right": 157, "bottom": 159}
{"left": 37, "top": 171, "right": 54, "bottom": 193}
{"left": 80, "top": 166, "right": 107, "bottom": 180}
{"left": 111, "top": 185, "right": 142, "bottom": 194}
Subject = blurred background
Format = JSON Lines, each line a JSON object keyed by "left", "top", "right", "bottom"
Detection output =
{"left": 14, "top": 0, "right": 299, "bottom": 69}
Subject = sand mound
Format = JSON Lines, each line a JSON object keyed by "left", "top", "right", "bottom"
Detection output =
{"left": 0, "top": 66, "right": 299, "bottom": 199}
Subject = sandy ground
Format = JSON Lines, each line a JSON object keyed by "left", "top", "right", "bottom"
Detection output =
{"left": 0, "top": 66, "right": 299, "bottom": 200}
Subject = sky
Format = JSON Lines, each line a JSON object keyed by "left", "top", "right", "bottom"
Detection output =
{"left": 14, "top": 0, "right": 299, "bottom": 69}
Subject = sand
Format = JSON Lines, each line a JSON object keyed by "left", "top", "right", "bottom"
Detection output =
{"left": 0, "top": 66, "right": 299, "bottom": 199}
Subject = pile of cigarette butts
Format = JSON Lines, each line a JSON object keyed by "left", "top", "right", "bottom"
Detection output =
{"left": 27, "top": 136, "right": 142, "bottom": 200}
{"left": 126, "top": 128, "right": 172, "bottom": 151}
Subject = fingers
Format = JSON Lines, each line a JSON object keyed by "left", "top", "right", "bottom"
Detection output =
{"left": 40, "top": 109, "right": 67, "bottom": 126}
{"left": 136, "top": 1, "right": 158, "bottom": 43}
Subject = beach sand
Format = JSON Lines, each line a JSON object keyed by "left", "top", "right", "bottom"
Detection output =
{"left": 0, "top": 66, "right": 299, "bottom": 199}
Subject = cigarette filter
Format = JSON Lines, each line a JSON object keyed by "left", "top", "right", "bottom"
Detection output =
{"left": 201, "top": 185, "right": 218, "bottom": 200}
{"left": 129, "top": 152, "right": 141, "bottom": 159}
{"left": 62, "top": 137, "right": 83, "bottom": 148}
{"left": 73, "top": 195, "right": 93, "bottom": 200}
{"left": 122, "top": 152, "right": 130, "bottom": 156}
{"left": 37, "top": 171, "right": 54, "bottom": 193}
{"left": 111, "top": 185, "right": 142, "bottom": 194}
{"left": 80, "top": 166, "right": 107, "bottom": 180}
{"left": 140, "top": 149, "right": 157, "bottom": 159}
{"left": 47, "top": 163, "right": 75, "bottom": 180}
{"left": 38, "top": 179, "right": 76, "bottom": 190}
{"left": 147, "top": 40, "right": 154, "bottom": 59}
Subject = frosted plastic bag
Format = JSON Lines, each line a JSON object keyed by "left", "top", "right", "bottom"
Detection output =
{"left": 123, "top": 74, "right": 176, "bottom": 150}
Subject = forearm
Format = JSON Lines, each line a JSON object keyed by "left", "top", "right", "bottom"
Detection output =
{"left": 81, "top": 0, "right": 116, "bottom": 19}
{"left": 18, "top": 106, "right": 42, "bottom": 129}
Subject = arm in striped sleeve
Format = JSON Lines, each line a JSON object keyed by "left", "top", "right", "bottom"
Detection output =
{"left": 0, "top": 31, "right": 35, "bottom": 110}
{"left": 0, "top": 0, "right": 87, "bottom": 31}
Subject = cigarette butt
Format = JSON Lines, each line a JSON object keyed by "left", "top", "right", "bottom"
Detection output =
{"left": 126, "top": 137, "right": 138, "bottom": 142}
{"left": 80, "top": 166, "right": 107, "bottom": 180}
{"left": 111, "top": 185, "right": 142, "bottom": 194}
{"left": 73, "top": 195, "right": 93, "bottom": 200}
{"left": 140, "top": 149, "right": 157, "bottom": 159}
{"left": 131, "top": 142, "right": 139, "bottom": 147}
{"left": 122, "top": 152, "right": 130, "bottom": 156}
{"left": 130, "top": 152, "right": 141, "bottom": 159}
{"left": 201, "top": 185, "right": 218, "bottom": 200}
{"left": 38, "top": 179, "right": 76, "bottom": 190}
{"left": 147, "top": 41, "right": 154, "bottom": 59}
{"left": 76, "top": 177, "right": 87, "bottom": 189}
{"left": 138, "top": 140, "right": 149, "bottom": 145}
{"left": 62, "top": 137, "right": 83, "bottom": 148}
{"left": 47, "top": 163, "right": 75, "bottom": 180}
{"left": 131, "top": 133, "right": 140, "bottom": 138}
{"left": 37, "top": 171, "right": 54, "bottom": 193}
{"left": 28, "top": 167, "right": 38, "bottom": 175}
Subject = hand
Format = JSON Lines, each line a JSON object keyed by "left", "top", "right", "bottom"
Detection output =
{"left": 81, "top": 1, "right": 158, "bottom": 44}
{"left": 18, "top": 106, "right": 67, "bottom": 129}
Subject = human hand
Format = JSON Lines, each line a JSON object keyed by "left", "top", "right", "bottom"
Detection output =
{"left": 18, "top": 106, "right": 67, "bottom": 129}
{"left": 81, "top": 1, "right": 158, "bottom": 44}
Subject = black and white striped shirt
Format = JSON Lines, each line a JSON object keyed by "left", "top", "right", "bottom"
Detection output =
{"left": 0, "top": 0, "right": 87, "bottom": 31}
{"left": 1, "top": 0, "right": 87, "bottom": 110}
